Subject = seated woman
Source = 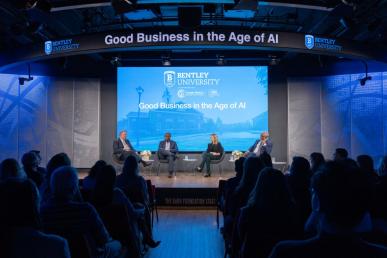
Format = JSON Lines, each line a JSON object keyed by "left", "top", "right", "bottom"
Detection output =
{"left": 196, "top": 133, "right": 224, "bottom": 177}
{"left": 237, "top": 168, "right": 295, "bottom": 258}
{"left": 92, "top": 164, "right": 160, "bottom": 250}
{"left": 115, "top": 155, "right": 160, "bottom": 247}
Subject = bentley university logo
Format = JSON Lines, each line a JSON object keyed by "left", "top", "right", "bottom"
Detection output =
{"left": 44, "top": 41, "right": 52, "bottom": 55}
{"left": 305, "top": 35, "right": 314, "bottom": 49}
{"left": 164, "top": 71, "right": 175, "bottom": 87}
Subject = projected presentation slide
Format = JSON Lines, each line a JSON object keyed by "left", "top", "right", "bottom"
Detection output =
{"left": 117, "top": 66, "right": 268, "bottom": 151}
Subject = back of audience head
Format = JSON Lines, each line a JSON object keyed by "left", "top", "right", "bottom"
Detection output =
{"left": 30, "top": 150, "right": 42, "bottom": 165}
{"left": 234, "top": 157, "right": 246, "bottom": 177}
{"left": 46, "top": 153, "right": 71, "bottom": 180}
{"left": 236, "top": 157, "right": 265, "bottom": 193}
{"left": 290, "top": 156, "right": 311, "bottom": 178}
{"left": 0, "top": 158, "right": 26, "bottom": 181}
{"left": 356, "top": 155, "right": 375, "bottom": 173}
{"left": 50, "top": 166, "right": 79, "bottom": 202}
{"left": 122, "top": 155, "right": 139, "bottom": 177}
{"left": 333, "top": 148, "right": 348, "bottom": 161}
{"left": 93, "top": 164, "right": 116, "bottom": 207}
{"left": 259, "top": 152, "right": 273, "bottom": 168}
{"left": 247, "top": 167, "right": 291, "bottom": 213}
{"left": 311, "top": 160, "right": 371, "bottom": 229}
{"left": 89, "top": 160, "right": 107, "bottom": 178}
{"left": 0, "top": 179, "right": 41, "bottom": 229}
{"left": 22, "top": 152, "right": 39, "bottom": 170}
{"left": 310, "top": 152, "right": 325, "bottom": 173}
{"left": 378, "top": 155, "right": 387, "bottom": 177}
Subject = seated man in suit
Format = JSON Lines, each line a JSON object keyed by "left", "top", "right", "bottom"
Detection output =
{"left": 244, "top": 131, "right": 273, "bottom": 158}
{"left": 113, "top": 130, "right": 151, "bottom": 167}
{"left": 158, "top": 132, "right": 178, "bottom": 178}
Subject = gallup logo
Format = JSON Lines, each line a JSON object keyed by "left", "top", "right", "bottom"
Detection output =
{"left": 44, "top": 41, "right": 53, "bottom": 55}
{"left": 305, "top": 35, "right": 314, "bottom": 49}
{"left": 164, "top": 71, "right": 175, "bottom": 87}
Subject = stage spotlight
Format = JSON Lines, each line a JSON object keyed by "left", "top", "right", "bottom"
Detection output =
{"left": 269, "top": 55, "right": 279, "bottom": 66}
{"left": 216, "top": 55, "right": 226, "bottom": 65}
{"left": 359, "top": 76, "right": 372, "bottom": 86}
{"left": 111, "top": 0, "right": 137, "bottom": 15}
{"left": 339, "top": 17, "right": 354, "bottom": 29}
{"left": 110, "top": 56, "right": 122, "bottom": 67}
{"left": 359, "top": 60, "right": 372, "bottom": 86}
{"left": 18, "top": 63, "right": 34, "bottom": 86}
{"left": 162, "top": 57, "right": 171, "bottom": 66}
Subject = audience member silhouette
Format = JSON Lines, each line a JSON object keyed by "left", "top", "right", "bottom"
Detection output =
{"left": 357, "top": 154, "right": 379, "bottom": 184}
{"left": 309, "top": 152, "right": 325, "bottom": 174}
{"left": 93, "top": 164, "right": 160, "bottom": 248}
{"left": 40, "top": 166, "right": 122, "bottom": 258}
{"left": 30, "top": 150, "right": 47, "bottom": 175}
{"left": 229, "top": 157, "right": 266, "bottom": 218}
{"left": 83, "top": 160, "right": 107, "bottom": 191}
{"left": 0, "top": 158, "right": 26, "bottom": 181}
{"left": 39, "top": 153, "right": 71, "bottom": 206}
{"left": 115, "top": 155, "right": 156, "bottom": 246}
{"left": 377, "top": 156, "right": 387, "bottom": 177}
{"left": 285, "top": 156, "right": 312, "bottom": 238}
{"left": 333, "top": 148, "right": 348, "bottom": 161}
{"left": 238, "top": 168, "right": 295, "bottom": 258}
{"left": 269, "top": 160, "right": 387, "bottom": 258}
{"left": 224, "top": 157, "right": 246, "bottom": 217}
{"left": 0, "top": 179, "right": 70, "bottom": 258}
{"left": 116, "top": 155, "right": 149, "bottom": 205}
{"left": 22, "top": 151, "right": 45, "bottom": 187}
{"left": 259, "top": 152, "right": 273, "bottom": 168}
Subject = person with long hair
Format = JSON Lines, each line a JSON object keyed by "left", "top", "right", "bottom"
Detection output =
{"left": 82, "top": 160, "right": 107, "bottom": 191}
{"left": 0, "top": 179, "right": 70, "bottom": 258}
{"left": 115, "top": 155, "right": 160, "bottom": 247}
{"left": 196, "top": 133, "right": 224, "bottom": 177}
{"left": 93, "top": 164, "right": 160, "bottom": 249}
{"left": 285, "top": 156, "right": 312, "bottom": 238}
{"left": 238, "top": 168, "right": 295, "bottom": 258}
{"left": 230, "top": 157, "right": 266, "bottom": 218}
{"left": 309, "top": 152, "right": 325, "bottom": 175}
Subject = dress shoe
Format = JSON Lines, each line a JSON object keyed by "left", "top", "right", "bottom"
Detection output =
{"left": 168, "top": 174, "right": 173, "bottom": 178}
{"left": 146, "top": 240, "right": 161, "bottom": 248}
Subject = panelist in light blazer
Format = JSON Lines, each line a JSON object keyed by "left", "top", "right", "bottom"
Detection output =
{"left": 158, "top": 132, "right": 179, "bottom": 178}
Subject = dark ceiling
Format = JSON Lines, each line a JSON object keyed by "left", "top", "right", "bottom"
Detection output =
{"left": 0, "top": 0, "right": 386, "bottom": 67}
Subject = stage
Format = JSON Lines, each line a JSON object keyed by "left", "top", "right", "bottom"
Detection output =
{"left": 143, "top": 172, "right": 235, "bottom": 207}
{"left": 78, "top": 162, "right": 286, "bottom": 207}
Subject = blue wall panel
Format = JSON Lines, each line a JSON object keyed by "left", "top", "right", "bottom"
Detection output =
{"left": 350, "top": 72, "right": 383, "bottom": 160}
{"left": 0, "top": 75, "right": 19, "bottom": 161}
{"left": 321, "top": 75, "right": 352, "bottom": 159}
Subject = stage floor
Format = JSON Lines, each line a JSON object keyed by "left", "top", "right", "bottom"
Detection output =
{"left": 78, "top": 169, "right": 235, "bottom": 188}
{"left": 143, "top": 172, "right": 234, "bottom": 188}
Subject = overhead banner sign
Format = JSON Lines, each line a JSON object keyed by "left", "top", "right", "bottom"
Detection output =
{"left": 0, "top": 28, "right": 381, "bottom": 68}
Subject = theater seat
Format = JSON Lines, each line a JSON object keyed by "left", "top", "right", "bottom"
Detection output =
{"left": 112, "top": 153, "right": 124, "bottom": 173}
{"left": 146, "top": 179, "right": 159, "bottom": 227}
{"left": 210, "top": 152, "right": 226, "bottom": 176}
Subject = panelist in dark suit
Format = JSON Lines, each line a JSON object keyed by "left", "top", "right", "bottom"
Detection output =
{"left": 244, "top": 131, "right": 273, "bottom": 157}
{"left": 196, "top": 134, "right": 224, "bottom": 177}
{"left": 158, "top": 132, "right": 178, "bottom": 178}
{"left": 113, "top": 130, "right": 151, "bottom": 167}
